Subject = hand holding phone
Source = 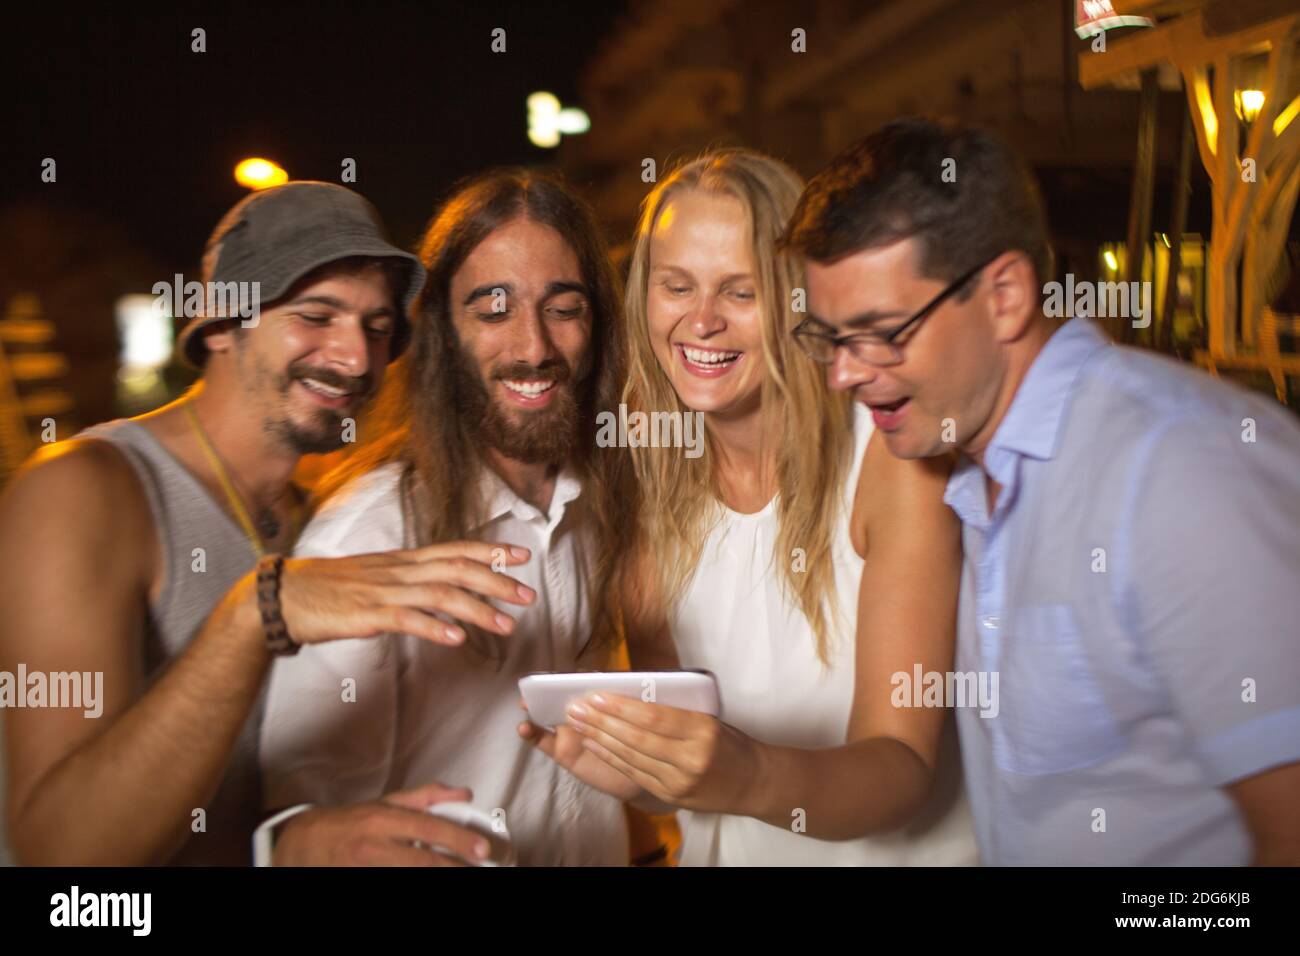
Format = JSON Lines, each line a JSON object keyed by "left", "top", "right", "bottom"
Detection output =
{"left": 518, "top": 670, "right": 720, "bottom": 729}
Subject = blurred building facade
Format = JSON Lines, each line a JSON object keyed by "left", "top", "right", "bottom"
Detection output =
{"left": 561, "top": 0, "right": 1184, "bottom": 240}
{"left": 0, "top": 203, "right": 169, "bottom": 481}
{"left": 559, "top": 0, "right": 1300, "bottom": 405}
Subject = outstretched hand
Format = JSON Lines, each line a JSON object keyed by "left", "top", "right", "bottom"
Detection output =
{"left": 276, "top": 540, "right": 535, "bottom": 647}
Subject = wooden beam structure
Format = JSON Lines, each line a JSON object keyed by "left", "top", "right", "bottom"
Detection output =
{"left": 1079, "top": 5, "right": 1300, "bottom": 396}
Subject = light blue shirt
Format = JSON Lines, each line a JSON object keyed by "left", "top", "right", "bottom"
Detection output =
{"left": 946, "top": 318, "right": 1300, "bottom": 865}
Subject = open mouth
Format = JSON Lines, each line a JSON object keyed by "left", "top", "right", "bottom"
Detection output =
{"left": 868, "top": 397, "right": 909, "bottom": 413}
{"left": 676, "top": 343, "right": 743, "bottom": 377}
{"left": 863, "top": 396, "right": 911, "bottom": 430}
{"left": 500, "top": 378, "right": 558, "bottom": 407}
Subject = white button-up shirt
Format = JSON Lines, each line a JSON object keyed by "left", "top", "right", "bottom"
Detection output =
{"left": 259, "top": 461, "right": 628, "bottom": 866}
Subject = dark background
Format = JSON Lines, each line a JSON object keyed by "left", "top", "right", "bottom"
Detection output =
{"left": 1, "top": 0, "right": 1295, "bottom": 448}
{"left": 3, "top": 0, "right": 630, "bottom": 261}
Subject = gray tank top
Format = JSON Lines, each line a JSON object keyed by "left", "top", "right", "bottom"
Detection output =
{"left": 79, "top": 419, "right": 266, "bottom": 865}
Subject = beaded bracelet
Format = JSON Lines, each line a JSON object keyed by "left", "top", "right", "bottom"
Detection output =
{"left": 256, "top": 553, "right": 300, "bottom": 656}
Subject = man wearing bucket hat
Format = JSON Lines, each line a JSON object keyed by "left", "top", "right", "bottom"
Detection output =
{"left": 0, "top": 182, "right": 536, "bottom": 866}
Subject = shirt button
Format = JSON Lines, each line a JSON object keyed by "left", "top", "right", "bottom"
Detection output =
{"left": 981, "top": 615, "right": 1000, "bottom": 630}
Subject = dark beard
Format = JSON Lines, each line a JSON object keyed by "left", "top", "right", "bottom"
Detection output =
{"left": 451, "top": 347, "right": 585, "bottom": 465}
{"left": 265, "top": 414, "right": 344, "bottom": 456}
{"left": 264, "top": 359, "right": 374, "bottom": 455}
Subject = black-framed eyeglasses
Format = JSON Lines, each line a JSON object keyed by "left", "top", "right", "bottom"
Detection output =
{"left": 792, "top": 255, "right": 996, "bottom": 367}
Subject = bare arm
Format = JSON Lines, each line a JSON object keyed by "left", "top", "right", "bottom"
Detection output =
{"left": 562, "top": 434, "right": 961, "bottom": 839}
{"left": 1228, "top": 763, "right": 1300, "bottom": 865}
{"left": 2, "top": 442, "right": 537, "bottom": 865}
{"left": 740, "top": 437, "right": 960, "bottom": 836}
{"left": 620, "top": 538, "right": 679, "bottom": 672}
{"left": 0, "top": 440, "right": 271, "bottom": 865}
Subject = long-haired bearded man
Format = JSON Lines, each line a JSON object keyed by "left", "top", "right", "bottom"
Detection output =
{"left": 260, "top": 169, "right": 636, "bottom": 866}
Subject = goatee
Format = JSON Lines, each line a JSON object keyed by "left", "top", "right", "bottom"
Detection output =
{"left": 267, "top": 359, "right": 373, "bottom": 455}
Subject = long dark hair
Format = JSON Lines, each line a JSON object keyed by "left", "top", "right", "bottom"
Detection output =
{"left": 318, "top": 168, "right": 635, "bottom": 651}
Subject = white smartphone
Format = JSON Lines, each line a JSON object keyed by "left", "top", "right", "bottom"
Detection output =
{"left": 518, "top": 670, "right": 721, "bottom": 729}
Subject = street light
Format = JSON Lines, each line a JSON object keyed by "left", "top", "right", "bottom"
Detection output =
{"left": 234, "top": 158, "right": 289, "bottom": 190}
{"left": 527, "top": 92, "right": 590, "bottom": 149}
{"left": 1235, "top": 89, "right": 1265, "bottom": 124}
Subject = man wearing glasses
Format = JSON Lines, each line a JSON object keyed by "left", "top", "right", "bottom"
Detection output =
{"left": 782, "top": 118, "right": 1300, "bottom": 865}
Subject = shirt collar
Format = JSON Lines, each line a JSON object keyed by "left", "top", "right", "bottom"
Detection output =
{"left": 478, "top": 462, "right": 584, "bottom": 529}
{"left": 987, "top": 317, "right": 1109, "bottom": 463}
{"left": 943, "top": 319, "right": 1108, "bottom": 526}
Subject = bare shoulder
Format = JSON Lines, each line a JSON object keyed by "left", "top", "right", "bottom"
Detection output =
{"left": 0, "top": 436, "right": 154, "bottom": 570}
{"left": 850, "top": 430, "right": 957, "bottom": 557}
{"left": 8, "top": 435, "right": 148, "bottom": 514}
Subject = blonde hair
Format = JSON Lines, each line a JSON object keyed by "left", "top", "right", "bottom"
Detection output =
{"left": 623, "top": 149, "right": 853, "bottom": 664}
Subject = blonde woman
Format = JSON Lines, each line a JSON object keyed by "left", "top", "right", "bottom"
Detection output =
{"left": 522, "top": 149, "right": 976, "bottom": 865}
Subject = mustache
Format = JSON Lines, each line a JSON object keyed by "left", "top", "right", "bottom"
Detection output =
{"left": 287, "top": 361, "right": 373, "bottom": 397}
{"left": 491, "top": 360, "right": 571, "bottom": 385}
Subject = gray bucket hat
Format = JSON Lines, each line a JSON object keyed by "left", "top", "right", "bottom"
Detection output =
{"left": 176, "top": 181, "right": 426, "bottom": 368}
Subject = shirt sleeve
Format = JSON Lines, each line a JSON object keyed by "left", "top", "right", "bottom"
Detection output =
{"left": 259, "top": 477, "right": 404, "bottom": 810}
{"left": 1122, "top": 405, "right": 1300, "bottom": 786}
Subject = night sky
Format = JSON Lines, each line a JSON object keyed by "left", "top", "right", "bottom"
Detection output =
{"left": 3, "top": 0, "right": 629, "bottom": 274}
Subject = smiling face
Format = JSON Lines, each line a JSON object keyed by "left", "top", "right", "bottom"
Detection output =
{"left": 207, "top": 261, "right": 396, "bottom": 454}
{"left": 805, "top": 237, "right": 1008, "bottom": 460}
{"left": 447, "top": 215, "right": 593, "bottom": 464}
{"left": 646, "top": 188, "right": 766, "bottom": 421}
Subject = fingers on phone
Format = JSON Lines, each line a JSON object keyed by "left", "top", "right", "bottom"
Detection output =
{"left": 520, "top": 721, "right": 555, "bottom": 756}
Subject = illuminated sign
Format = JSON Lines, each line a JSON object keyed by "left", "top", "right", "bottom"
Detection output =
{"left": 1075, "top": 0, "right": 1154, "bottom": 38}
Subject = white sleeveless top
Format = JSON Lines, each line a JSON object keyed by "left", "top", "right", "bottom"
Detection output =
{"left": 670, "top": 403, "right": 978, "bottom": 865}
